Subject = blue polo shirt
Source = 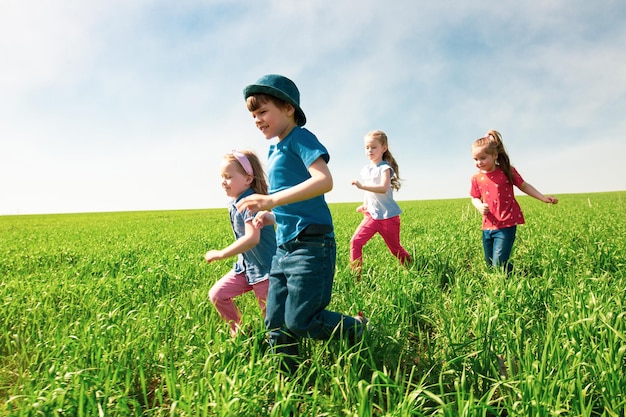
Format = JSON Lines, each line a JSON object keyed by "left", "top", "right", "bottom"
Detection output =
{"left": 267, "top": 126, "right": 334, "bottom": 246}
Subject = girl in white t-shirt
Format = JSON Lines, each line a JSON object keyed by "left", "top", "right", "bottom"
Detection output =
{"left": 350, "top": 130, "right": 412, "bottom": 278}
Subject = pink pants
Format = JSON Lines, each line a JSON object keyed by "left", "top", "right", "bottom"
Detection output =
{"left": 208, "top": 269, "right": 269, "bottom": 337}
{"left": 350, "top": 213, "right": 411, "bottom": 268}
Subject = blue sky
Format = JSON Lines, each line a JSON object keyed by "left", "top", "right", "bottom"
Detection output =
{"left": 1, "top": 0, "right": 625, "bottom": 215}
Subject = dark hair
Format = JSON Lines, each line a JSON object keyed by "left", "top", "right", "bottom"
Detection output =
{"left": 246, "top": 94, "right": 300, "bottom": 124}
{"left": 224, "top": 150, "right": 269, "bottom": 195}
{"left": 472, "top": 130, "right": 513, "bottom": 183}
{"left": 367, "top": 130, "right": 402, "bottom": 191}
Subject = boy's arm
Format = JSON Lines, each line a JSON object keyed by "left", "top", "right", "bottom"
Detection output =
{"left": 273, "top": 156, "right": 332, "bottom": 205}
{"left": 236, "top": 156, "right": 332, "bottom": 212}
{"left": 518, "top": 182, "right": 559, "bottom": 204}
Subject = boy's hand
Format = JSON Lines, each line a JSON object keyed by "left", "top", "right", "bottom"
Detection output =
{"left": 351, "top": 180, "right": 363, "bottom": 189}
{"left": 545, "top": 196, "right": 559, "bottom": 204}
{"left": 236, "top": 194, "right": 274, "bottom": 213}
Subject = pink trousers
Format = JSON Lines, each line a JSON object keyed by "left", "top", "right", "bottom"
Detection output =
{"left": 208, "top": 269, "right": 269, "bottom": 337}
{"left": 350, "top": 213, "right": 411, "bottom": 268}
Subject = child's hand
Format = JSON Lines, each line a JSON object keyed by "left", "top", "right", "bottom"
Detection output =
{"left": 351, "top": 180, "right": 363, "bottom": 189}
{"left": 356, "top": 205, "right": 366, "bottom": 213}
{"left": 205, "top": 250, "right": 223, "bottom": 263}
{"left": 252, "top": 211, "right": 275, "bottom": 228}
{"left": 472, "top": 198, "right": 489, "bottom": 214}
{"left": 545, "top": 196, "right": 559, "bottom": 204}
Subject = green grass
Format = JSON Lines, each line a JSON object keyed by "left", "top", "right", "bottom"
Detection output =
{"left": 1, "top": 192, "right": 624, "bottom": 416}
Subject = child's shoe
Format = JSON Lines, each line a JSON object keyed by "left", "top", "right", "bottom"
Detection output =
{"left": 350, "top": 311, "right": 371, "bottom": 343}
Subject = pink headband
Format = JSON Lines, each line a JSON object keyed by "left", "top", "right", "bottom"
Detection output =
{"left": 485, "top": 133, "right": 494, "bottom": 140}
{"left": 231, "top": 150, "right": 253, "bottom": 176}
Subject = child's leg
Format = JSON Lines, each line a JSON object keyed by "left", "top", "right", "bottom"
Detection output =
{"left": 491, "top": 226, "right": 516, "bottom": 273}
{"left": 350, "top": 214, "right": 377, "bottom": 269}
{"left": 209, "top": 270, "right": 252, "bottom": 337}
{"left": 283, "top": 235, "right": 362, "bottom": 341}
{"left": 482, "top": 229, "right": 495, "bottom": 267}
{"left": 378, "top": 216, "right": 412, "bottom": 265}
{"left": 252, "top": 278, "right": 270, "bottom": 316}
{"left": 265, "top": 248, "right": 299, "bottom": 372}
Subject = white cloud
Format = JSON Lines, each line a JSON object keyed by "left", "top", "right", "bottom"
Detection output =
{"left": 516, "top": 137, "right": 626, "bottom": 196}
{"left": 1, "top": 0, "right": 625, "bottom": 214}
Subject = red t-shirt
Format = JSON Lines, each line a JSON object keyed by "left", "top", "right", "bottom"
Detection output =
{"left": 470, "top": 167, "right": 525, "bottom": 230}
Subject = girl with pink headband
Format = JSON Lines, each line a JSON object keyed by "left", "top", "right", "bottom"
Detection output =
{"left": 205, "top": 150, "right": 277, "bottom": 337}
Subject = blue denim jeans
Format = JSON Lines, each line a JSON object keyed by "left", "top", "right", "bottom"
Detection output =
{"left": 265, "top": 234, "right": 362, "bottom": 356}
{"left": 482, "top": 226, "right": 516, "bottom": 274}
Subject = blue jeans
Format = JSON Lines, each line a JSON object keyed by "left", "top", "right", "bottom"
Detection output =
{"left": 482, "top": 226, "right": 516, "bottom": 274}
{"left": 265, "top": 234, "right": 362, "bottom": 356}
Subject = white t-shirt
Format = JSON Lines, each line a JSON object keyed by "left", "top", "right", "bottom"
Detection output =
{"left": 360, "top": 161, "right": 402, "bottom": 220}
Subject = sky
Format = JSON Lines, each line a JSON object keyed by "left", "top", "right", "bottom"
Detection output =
{"left": 1, "top": 0, "right": 625, "bottom": 215}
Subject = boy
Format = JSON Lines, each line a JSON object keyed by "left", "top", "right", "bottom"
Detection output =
{"left": 236, "top": 74, "right": 367, "bottom": 372}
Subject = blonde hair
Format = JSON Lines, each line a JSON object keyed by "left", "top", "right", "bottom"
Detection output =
{"left": 472, "top": 130, "right": 513, "bottom": 183}
{"left": 224, "top": 150, "right": 269, "bottom": 195}
{"left": 366, "top": 130, "right": 402, "bottom": 191}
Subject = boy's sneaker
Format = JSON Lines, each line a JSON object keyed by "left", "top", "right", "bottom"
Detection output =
{"left": 353, "top": 311, "right": 371, "bottom": 340}
{"left": 355, "top": 311, "right": 369, "bottom": 325}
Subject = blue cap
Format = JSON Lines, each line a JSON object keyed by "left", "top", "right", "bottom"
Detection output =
{"left": 243, "top": 74, "right": 306, "bottom": 126}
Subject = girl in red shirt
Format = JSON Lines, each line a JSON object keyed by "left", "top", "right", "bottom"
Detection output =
{"left": 470, "top": 130, "right": 558, "bottom": 274}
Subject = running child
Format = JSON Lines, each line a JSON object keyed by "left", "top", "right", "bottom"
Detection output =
{"left": 236, "top": 74, "right": 367, "bottom": 372}
{"left": 470, "top": 130, "right": 558, "bottom": 274}
{"left": 350, "top": 130, "right": 411, "bottom": 277}
{"left": 206, "top": 150, "right": 276, "bottom": 337}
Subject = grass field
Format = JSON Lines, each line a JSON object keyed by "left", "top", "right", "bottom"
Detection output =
{"left": 1, "top": 192, "right": 624, "bottom": 416}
